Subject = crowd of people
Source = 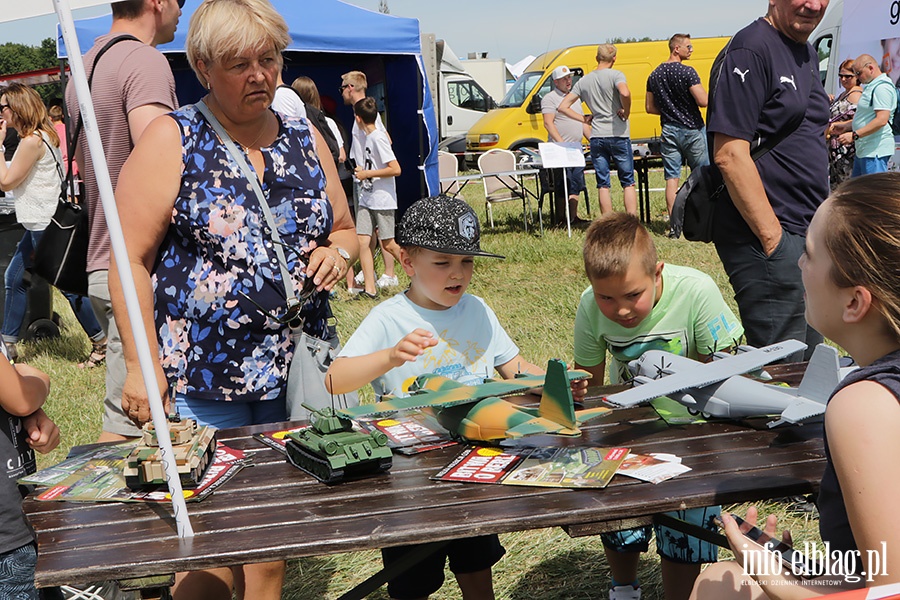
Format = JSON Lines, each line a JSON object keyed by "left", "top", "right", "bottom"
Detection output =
{"left": 4, "top": 0, "right": 900, "bottom": 599}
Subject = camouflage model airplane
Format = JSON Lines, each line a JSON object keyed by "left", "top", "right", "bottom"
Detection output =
{"left": 338, "top": 359, "right": 608, "bottom": 442}
{"left": 603, "top": 340, "right": 841, "bottom": 428}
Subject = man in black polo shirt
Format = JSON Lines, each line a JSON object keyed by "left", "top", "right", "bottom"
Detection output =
{"left": 708, "top": 0, "right": 830, "bottom": 362}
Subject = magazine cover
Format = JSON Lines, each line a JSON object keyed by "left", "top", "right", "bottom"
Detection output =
{"left": 433, "top": 445, "right": 629, "bottom": 489}
{"left": 23, "top": 443, "right": 248, "bottom": 503}
{"left": 356, "top": 412, "right": 458, "bottom": 455}
{"left": 254, "top": 427, "right": 308, "bottom": 454}
{"left": 615, "top": 452, "right": 691, "bottom": 484}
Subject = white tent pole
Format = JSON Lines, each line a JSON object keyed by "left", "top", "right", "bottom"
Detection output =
{"left": 53, "top": 0, "right": 194, "bottom": 538}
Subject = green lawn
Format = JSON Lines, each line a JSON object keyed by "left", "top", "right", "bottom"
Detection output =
{"left": 24, "top": 166, "right": 822, "bottom": 599}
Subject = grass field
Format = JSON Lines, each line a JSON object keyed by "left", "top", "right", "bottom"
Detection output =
{"left": 22, "top": 167, "right": 822, "bottom": 599}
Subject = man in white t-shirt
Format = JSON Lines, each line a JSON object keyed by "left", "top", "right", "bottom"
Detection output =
{"left": 542, "top": 65, "right": 590, "bottom": 225}
{"left": 352, "top": 97, "right": 402, "bottom": 298}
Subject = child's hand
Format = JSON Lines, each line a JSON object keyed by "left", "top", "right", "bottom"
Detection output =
{"left": 354, "top": 166, "right": 368, "bottom": 180}
{"left": 23, "top": 408, "right": 60, "bottom": 454}
{"left": 389, "top": 329, "right": 438, "bottom": 366}
{"left": 571, "top": 377, "right": 589, "bottom": 402}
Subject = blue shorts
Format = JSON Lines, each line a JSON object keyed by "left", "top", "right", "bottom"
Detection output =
{"left": 660, "top": 124, "right": 709, "bottom": 180}
{"left": 590, "top": 137, "right": 635, "bottom": 188}
{"left": 851, "top": 155, "right": 890, "bottom": 177}
{"left": 174, "top": 396, "right": 287, "bottom": 429}
{"left": 382, "top": 535, "right": 505, "bottom": 599}
{"left": 600, "top": 506, "right": 721, "bottom": 564}
{"left": 0, "top": 543, "right": 38, "bottom": 599}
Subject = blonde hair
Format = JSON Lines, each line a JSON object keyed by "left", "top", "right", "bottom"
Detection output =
{"left": 186, "top": 0, "right": 290, "bottom": 87}
{"left": 48, "top": 104, "right": 64, "bottom": 123}
{"left": 826, "top": 174, "right": 900, "bottom": 343}
{"left": 341, "top": 70, "right": 368, "bottom": 93}
{"left": 596, "top": 44, "right": 617, "bottom": 63}
{"left": 291, "top": 76, "right": 321, "bottom": 110}
{"left": 583, "top": 213, "right": 657, "bottom": 281}
{"left": 669, "top": 34, "right": 690, "bottom": 52}
{"left": 1, "top": 84, "right": 59, "bottom": 147}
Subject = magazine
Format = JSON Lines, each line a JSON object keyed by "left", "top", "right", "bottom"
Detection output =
{"left": 253, "top": 427, "right": 308, "bottom": 454}
{"left": 432, "top": 445, "right": 629, "bottom": 489}
{"left": 356, "top": 413, "right": 458, "bottom": 455}
{"left": 21, "top": 442, "right": 248, "bottom": 503}
{"left": 615, "top": 452, "right": 691, "bottom": 484}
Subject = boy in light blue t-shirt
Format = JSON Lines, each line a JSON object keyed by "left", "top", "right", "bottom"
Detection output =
{"left": 574, "top": 213, "right": 743, "bottom": 600}
{"left": 328, "top": 195, "right": 558, "bottom": 600}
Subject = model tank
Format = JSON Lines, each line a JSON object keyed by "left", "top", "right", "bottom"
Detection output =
{"left": 285, "top": 403, "right": 392, "bottom": 484}
{"left": 124, "top": 417, "right": 217, "bottom": 490}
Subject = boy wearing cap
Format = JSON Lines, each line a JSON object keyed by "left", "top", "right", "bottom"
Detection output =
{"left": 327, "top": 195, "right": 548, "bottom": 600}
{"left": 542, "top": 65, "right": 590, "bottom": 225}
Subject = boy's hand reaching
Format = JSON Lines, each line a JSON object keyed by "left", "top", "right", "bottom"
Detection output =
{"left": 570, "top": 373, "right": 589, "bottom": 402}
{"left": 23, "top": 408, "right": 60, "bottom": 454}
{"left": 390, "top": 329, "right": 438, "bottom": 367}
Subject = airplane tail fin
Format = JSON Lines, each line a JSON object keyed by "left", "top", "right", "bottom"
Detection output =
{"left": 797, "top": 344, "right": 841, "bottom": 405}
{"left": 539, "top": 359, "right": 577, "bottom": 429}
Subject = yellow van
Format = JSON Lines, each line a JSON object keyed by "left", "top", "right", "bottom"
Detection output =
{"left": 466, "top": 37, "right": 731, "bottom": 153}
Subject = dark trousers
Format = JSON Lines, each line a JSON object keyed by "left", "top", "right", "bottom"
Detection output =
{"left": 715, "top": 229, "right": 822, "bottom": 362}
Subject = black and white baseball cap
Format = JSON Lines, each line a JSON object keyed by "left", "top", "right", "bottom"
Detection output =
{"left": 397, "top": 195, "right": 504, "bottom": 259}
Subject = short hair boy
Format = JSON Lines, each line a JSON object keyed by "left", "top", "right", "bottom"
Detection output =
{"left": 327, "top": 195, "right": 544, "bottom": 599}
{"left": 0, "top": 342, "right": 60, "bottom": 598}
{"left": 351, "top": 97, "right": 403, "bottom": 298}
{"left": 574, "top": 213, "right": 743, "bottom": 600}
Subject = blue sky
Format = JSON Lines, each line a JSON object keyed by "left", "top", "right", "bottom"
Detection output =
{"left": 0, "top": 1, "right": 766, "bottom": 65}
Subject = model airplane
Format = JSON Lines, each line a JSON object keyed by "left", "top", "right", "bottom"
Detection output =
{"left": 603, "top": 340, "right": 841, "bottom": 428}
{"left": 338, "top": 359, "right": 608, "bottom": 442}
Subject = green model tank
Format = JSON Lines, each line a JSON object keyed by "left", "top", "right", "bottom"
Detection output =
{"left": 285, "top": 403, "right": 392, "bottom": 484}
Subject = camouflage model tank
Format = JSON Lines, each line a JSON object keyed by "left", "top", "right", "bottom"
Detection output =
{"left": 124, "top": 417, "right": 217, "bottom": 490}
{"left": 286, "top": 403, "right": 392, "bottom": 484}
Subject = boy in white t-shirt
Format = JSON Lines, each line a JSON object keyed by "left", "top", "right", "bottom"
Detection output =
{"left": 327, "top": 195, "right": 562, "bottom": 599}
{"left": 352, "top": 97, "right": 402, "bottom": 298}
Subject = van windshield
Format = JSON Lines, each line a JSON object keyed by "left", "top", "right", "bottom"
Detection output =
{"left": 498, "top": 71, "right": 543, "bottom": 107}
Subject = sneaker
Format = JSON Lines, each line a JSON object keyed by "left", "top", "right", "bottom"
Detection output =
{"left": 352, "top": 290, "right": 378, "bottom": 300}
{"left": 348, "top": 287, "right": 365, "bottom": 296}
{"left": 354, "top": 271, "right": 365, "bottom": 285}
{"left": 609, "top": 585, "right": 641, "bottom": 600}
{"left": 376, "top": 274, "right": 399, "bottom": 288}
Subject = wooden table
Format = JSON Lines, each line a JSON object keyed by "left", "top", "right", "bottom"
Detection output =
{"left": 24, "top": 364, "right": 824, "bottom": 593}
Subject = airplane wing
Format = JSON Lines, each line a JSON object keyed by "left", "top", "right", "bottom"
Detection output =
{"left": 340, "top": 369, "right": 591, "bottom": 419}
{"left": 575, "top": 406, "right": 613, "bottom": 424}
{"left": 505, "top": 418, "right": 580, "bottom": 439}
{"left": 603, "top": 340, "right": 808, "bottom": 408}
{"left": 766, "top": 398, "right": 827, "bottom": 428}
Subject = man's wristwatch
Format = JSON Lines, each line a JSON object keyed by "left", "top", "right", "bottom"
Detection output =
{"left": 334, "top": 246, "right": 351, "bottom": 262}
{"left": 852, "top": 130, "right": 860, "bottom": 141}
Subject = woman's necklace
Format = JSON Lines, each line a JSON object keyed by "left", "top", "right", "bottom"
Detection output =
{"left": 223, "top": 122, "right": 267, "bottom": 152}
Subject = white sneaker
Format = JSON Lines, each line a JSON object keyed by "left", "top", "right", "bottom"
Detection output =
{"left": 354, "top": 271, "right": 365, "bottom": 285}
{"left": 376, "top": 274, "right": 399, "bottom": 288}
{"left": 609, "top": 585, "right": 641, "bottom": 600}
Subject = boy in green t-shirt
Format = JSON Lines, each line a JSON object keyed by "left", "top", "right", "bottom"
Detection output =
{"left": 573, "top": 213, "right": 743, "bottom": 600}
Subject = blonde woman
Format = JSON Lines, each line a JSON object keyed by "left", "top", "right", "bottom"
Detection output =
{"left": 0, "top": 84, "right": 101, "bottom": 362}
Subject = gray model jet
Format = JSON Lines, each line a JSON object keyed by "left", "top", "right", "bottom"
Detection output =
{"left": 603, "top": 340, "right": 842, "bottom": 428}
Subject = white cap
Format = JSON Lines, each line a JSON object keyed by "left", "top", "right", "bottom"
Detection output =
{"left": 551, "top": 65, "right": 573, "bottom": 80}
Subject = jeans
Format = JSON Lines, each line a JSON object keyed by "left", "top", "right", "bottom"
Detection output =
{"left": 660, "top": 124, "right": 709, "bottom": 179}
{"left": 715, "top": 229, "right": 822, "bottom": 361}
{"left": 589, "top": 137, "right": 635, "bottom": 188}
{"left": 2, "top": 229, "right": 103, "bottom": 343}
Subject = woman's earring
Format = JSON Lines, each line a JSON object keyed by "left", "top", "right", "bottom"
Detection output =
{"left": 206, "top": 81, "right": 211, "bottom": 91}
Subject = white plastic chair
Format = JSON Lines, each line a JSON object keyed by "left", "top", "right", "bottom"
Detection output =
{"left": 438, "top": 151, "right": 459, "bottom": 196}
{"left": 477, "top": 148, "right": 529, "bottom": 229}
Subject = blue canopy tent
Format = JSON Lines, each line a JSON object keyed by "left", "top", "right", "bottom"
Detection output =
{"left": 58, "top": 0, "right": 440, "bottom": 213}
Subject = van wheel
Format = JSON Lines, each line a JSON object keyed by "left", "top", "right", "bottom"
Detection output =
{"left": 25, "top": 318, "right": 60, "bottom": 341}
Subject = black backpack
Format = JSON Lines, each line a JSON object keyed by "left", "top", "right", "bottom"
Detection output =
{"left": 277, "top": 85, "right": 342, "bottom": 167}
